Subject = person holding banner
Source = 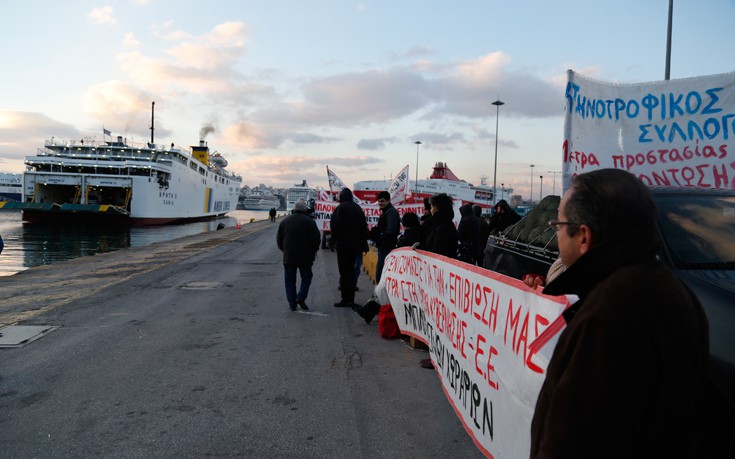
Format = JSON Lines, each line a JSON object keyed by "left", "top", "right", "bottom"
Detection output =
{"left": 530, "top": 169, "right": 709, "bottom": 458}
{"left": 371, "top": 191, "right": 400, "bottom": 283}
{"left": 330, "top": 188, "right": 368, "bottom": 308}
{"left": 276, "top": 199, "right": 321, "bottom": 312}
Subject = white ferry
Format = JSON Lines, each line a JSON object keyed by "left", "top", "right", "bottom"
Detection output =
{"left": 286, "top": 180, "right": 317, "bottom": 212}
{"left": 0, "top": 172, "right": 22, "bottom": 202}
{"left": 353, "top": 162, "right": 495, "bottom": 209}
{"left": 20, "top": 136, "right": 242, "bottom": 226}
{"left": 240, "top": 187, "right": 280, "bottom": 211}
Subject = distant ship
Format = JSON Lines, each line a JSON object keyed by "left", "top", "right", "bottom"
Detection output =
{"left": 353, "top": 162, "right": 494, "bottom": 209}
{"left": 286, "top": 180, "right": 317, "bottom": 212}
{"left": 0, "top": 172, "right": 22, "bottom": 202}
{"left": 239, "top": 187, "right": 280, "bottom": 211}
{"left": 19, "top": 136, "right": 242, "bottom": 226}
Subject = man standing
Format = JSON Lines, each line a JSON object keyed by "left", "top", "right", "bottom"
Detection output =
{"left": 276, "top": 199, "right": 320, "bottom": 311}
{"left": 530, "top": 169, "right": 709, "bottom": 458}
{"left": 330, "top": 188, "right": 367, "bottom": 308}
{"left": 269, "top": 207, "right": 277, "bottom": 222}
{"left": 372, "top": 190, "right": 400, "bottom": 283}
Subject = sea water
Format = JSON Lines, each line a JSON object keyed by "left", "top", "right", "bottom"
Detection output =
{"left": 0, "top": 209, "right": 276, "bottom": 277}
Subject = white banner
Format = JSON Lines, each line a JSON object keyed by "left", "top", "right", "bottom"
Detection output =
{"left": 380, "top": 248, "right": 569, "bottom": 458}
{"left": 313, "top": 200, "right": 425, "bottom": 231}
{"left": 563, "top": 70, "right": 735, "bottom": 191}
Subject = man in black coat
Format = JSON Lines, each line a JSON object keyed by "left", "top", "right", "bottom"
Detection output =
{"left": 276, "top": 199, "right": 321, "bottom": 311}
{"left": 372, "top": 190, "right": 400, "bottom": 283}
{"left": 530, "top": 169, "right": 709, "bottom": 458}
{"left": 457, "top": 203, "right": 480, "bottom": 264}
{"left": 330, "top": 188, "right": 368, "bottom": 307}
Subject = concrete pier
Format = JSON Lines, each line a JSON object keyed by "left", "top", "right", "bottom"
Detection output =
{"left": 0, "top": 220, "right": 483, "bottom": 458}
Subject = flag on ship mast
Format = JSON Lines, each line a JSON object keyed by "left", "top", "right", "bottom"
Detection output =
{"left": 103, "top": 127, "right": 111, "bottom": 137}
{"left": 387, "top": 165, "right": 410, "bottom": 204}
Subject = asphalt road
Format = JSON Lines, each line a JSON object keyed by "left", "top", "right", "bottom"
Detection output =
{"left": 0, "top": 220, "right": 484, "bottom": 458}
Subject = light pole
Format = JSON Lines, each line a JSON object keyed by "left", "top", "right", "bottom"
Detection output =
{"left": 414, "top": 140, "right": 422, "bottom": 196}
{"left": 491, "top": 99, "right": 504, "bottom": 205}
{"left": 529, "top": 164, "right": 535, "bottom": 206}
{"left": 539, "top": 175, "right": 543, "bottom": 201}
{"left": 548, "top": 170, "right": 561, "bottom": 195}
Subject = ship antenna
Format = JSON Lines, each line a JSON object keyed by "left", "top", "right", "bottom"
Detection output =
{"left": 150, "top": 101, "right": 155, "bottom": 145}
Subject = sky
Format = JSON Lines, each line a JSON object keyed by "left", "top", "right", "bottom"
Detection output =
{"left": 2, "top": 0, "right": 734, "bottom": 201}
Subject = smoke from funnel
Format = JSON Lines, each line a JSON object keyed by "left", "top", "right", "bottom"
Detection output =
{"left": 200, "top": 124, "right": 215, "bottom": 140}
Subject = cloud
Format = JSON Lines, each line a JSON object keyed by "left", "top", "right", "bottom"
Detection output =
{"left": 357, "top": 137, "right": 400, "bottom": 151}
{"left": 0, "top": 112, "right": 81, "bottom": 167}
{"left": 123, "top": 32, "right": 141, "bottom": 48}
{"left": 81, "top": 81, "right": 168, "bottom": 138}
{"left": 88, "top": 6, "right": 117, "bottom": 26}
{"left": 228, "top": 154, "right": 382, "bottom": 186}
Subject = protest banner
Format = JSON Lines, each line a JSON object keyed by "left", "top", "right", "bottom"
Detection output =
{"left": 379, "top": 248, "right": 569, "bottom": 458}
{"left": 313, "top": 200, "right": 425, "bottom": 232}
{"left": 563, "top": 70, "right": 735, "bottom": 191}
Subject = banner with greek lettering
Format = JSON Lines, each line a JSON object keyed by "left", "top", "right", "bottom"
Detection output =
{"left": 312, "top": 200, "right": 425, "bottom": 231}
{"left": 380, "top": 248, "right": 569, "bottom": 458}
{"left": 563, "top": 70, "right": 735, "bottom": 191}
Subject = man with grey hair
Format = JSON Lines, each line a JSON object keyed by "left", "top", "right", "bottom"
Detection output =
{"left": 276, "top": 199, "right": 321, "bottom": 311}
{"left": 530, "top": 169, "right": 709, "bottom": 458}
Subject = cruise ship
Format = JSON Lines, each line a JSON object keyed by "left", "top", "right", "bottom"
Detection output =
{"left": 286, "top": 180, "right": 318, "bottom": 212}
{"left": 353, "top": 162, "right": 494, "bottom": 209}
{"left": 0, "top": 172, "right": 22, "bottom": 202}
{"left": 19, "top": 136, "right": 242, "bottom": 225}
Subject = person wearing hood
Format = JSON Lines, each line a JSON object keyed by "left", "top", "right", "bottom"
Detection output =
{"left": 488, "top": 199, "right": 521, "bottom": 234}
{"left": 423, "top": 193, "right": 458, "bottom": 259}
{"left": 473, "top": 204, "right": 490, "bottom": 266}
{"left": 276, "top": 199, "right": 321, "bottom": 311}
{"left": 457, "top": 203, "right": 480, "bottom": 264}
{"left": 530, "top": 169, "right": 708, "bottom": 458}
{"left": 330, "top": 188, "right": 368, "bottom": 308}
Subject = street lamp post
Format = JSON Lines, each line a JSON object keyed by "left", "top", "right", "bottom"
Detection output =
{"left": 529, "top": 164, "right": 535, "bottom": 206}
{"left": 539, "top": 175, "right": 544, "bottom": 201}
{"left": 414, "top": 141, "right": 422, "bottom": 196}
{"left": 491, "top": 99, "right": 504, "bottom": 205}
{"left": 548, "top": 170, "right": 561, "bottom": 195}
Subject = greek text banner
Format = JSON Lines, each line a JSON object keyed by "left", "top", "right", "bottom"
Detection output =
{"left": 381, "top": 248, "right": 568, "bottom": 458}
{"left": 563, "top": 70, "right": 735, "bottom": 191}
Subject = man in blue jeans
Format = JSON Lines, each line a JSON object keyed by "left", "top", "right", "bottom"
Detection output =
{"left": 276, "top": 199, "right": 321, "bottom": 311}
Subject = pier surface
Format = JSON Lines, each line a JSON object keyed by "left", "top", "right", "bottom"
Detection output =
{"left": 0, "top": 220, "right": 483, "bottom": 458}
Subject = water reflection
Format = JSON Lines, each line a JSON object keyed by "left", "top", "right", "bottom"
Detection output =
{"left": 0, "top": 210, "right": 268, "bottom": 277}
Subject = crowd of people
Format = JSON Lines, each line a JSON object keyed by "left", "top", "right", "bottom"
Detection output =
{"left": 276, "top": 170, "right": 717, "bottom": 456}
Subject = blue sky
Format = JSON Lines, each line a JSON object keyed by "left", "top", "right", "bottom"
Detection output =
{"left": 2, "top": 0, "right": 733, "bottom": 200}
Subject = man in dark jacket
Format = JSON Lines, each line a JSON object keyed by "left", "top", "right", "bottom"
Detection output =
{"left": 372, "top": 190, "right": 400, "bottom": 283}
{"left": 457, "top": 203, "right": 480, "bottom": 264}
{"left": 276, "top": 199, "right": 321, "bottom": 311}
{"left": 473, "top": 205, "right": 490, "bottom": 266}
{"left": 487, "top": 199, "right": 521, "bottom": 234}
{"left": 330, "top": 188, "right": 368, "bottom": 307}
{"left": 530, "top": 169, "right": 709, "bottom": 458}
{"left": 423, "top": 193, "right": 457, "bottom": 259}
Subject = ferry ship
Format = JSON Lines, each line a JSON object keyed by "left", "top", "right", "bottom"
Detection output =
{"left": 286, "top": 180, "right": 318, "bottom": 212}
{"left": 0, "top": 172, "right": 22, "bottom": 202}
{"left": 239, "top": 187, "right": 280, "bottom": 211}
{"left": 20, "top": 136, "right": 241, "bottom": 225}
{"left": 353, "top": 162, "right": 494, "bottom": 209}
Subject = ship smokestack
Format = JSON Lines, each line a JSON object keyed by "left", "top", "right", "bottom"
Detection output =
{"left": 200, "top": 140, "right": 207, "bottom": 148}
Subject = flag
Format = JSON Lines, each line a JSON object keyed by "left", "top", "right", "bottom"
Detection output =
{"left": 103, "top": 128, "right": 111, "bottom": 136}
{"left": 317, "top": 187, "right": 330, "bottom": 201}
{"left": 387, "top": 165, "right": 410, "bottom": 204}
{"left": 326, "top": 166, "right": 362, "bottom": 204}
